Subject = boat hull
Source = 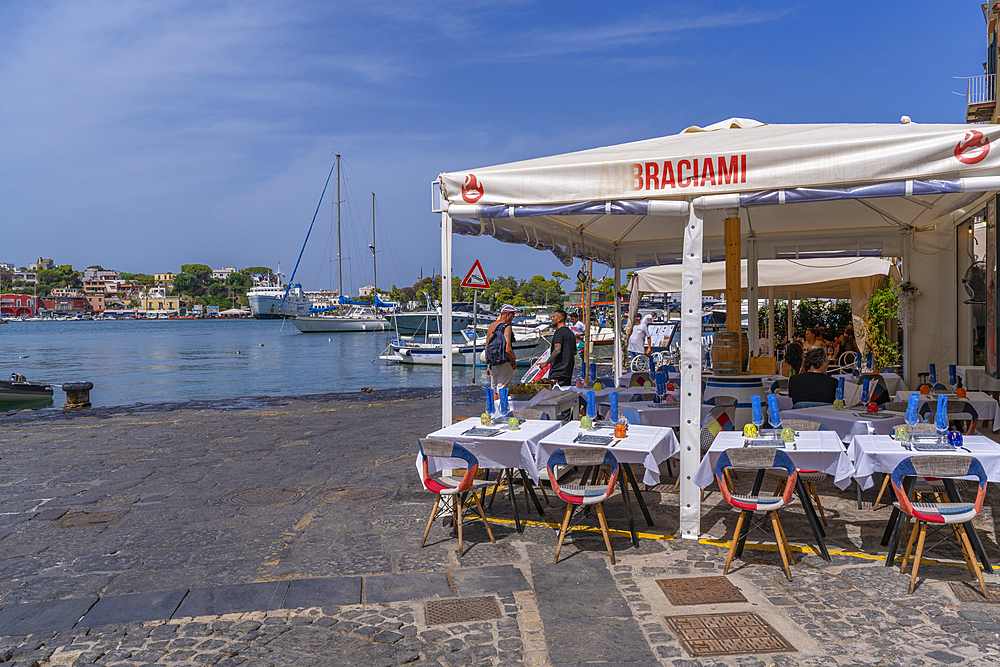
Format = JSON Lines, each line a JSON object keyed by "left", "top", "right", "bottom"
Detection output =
{"left": 386, "top": 312, "right": 493, "bottom": 335}
{"left": 248, "top": 294, "right": 312, "bottom": 319}
{"left": 390, "top": 337, "right": 546, "bottom": 366}
{"left": 0, "top": 381, "right": 54, "bottom": 402}
{"left": 291, "top": 316, "right": 389, "bottom": 333}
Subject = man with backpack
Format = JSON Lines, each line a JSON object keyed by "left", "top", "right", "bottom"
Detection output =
{"left": 485, "top": 304, "right": 518, "bottom": 395}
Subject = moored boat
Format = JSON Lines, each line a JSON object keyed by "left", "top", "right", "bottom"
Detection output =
{"left": 0, "top": 374, "right": 54, "bottom": 402}
{"left": 382, "top": 327, "right": 548, "bottom": 366}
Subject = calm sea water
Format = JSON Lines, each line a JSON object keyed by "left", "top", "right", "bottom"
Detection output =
{"left": 1, "top": 319, "right": 480, "bottom": 409}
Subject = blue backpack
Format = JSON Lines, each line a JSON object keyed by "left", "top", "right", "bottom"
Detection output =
{"left": 486, "top": 323, "right": 512, "bottom": 365}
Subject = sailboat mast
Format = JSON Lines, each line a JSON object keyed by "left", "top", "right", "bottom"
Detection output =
{"left": 336, "top": 154, "right": 342, "bottom": 301}
{"left": 372, "top": 192, "right": 377, "bottom": 307}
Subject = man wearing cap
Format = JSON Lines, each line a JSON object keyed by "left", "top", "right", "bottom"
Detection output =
{"left": 485, "top": 304, "right": 518, "bottom": 395}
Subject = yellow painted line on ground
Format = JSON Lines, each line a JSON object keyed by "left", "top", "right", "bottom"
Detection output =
{"left": 698, "top": 537, "right": 977, "bottom": 569}
{"left": 256, "top": 411, "right": 292, "bottom": 416}
{"left": 51, "top": 424, "right": 105, "bottom": 430}
{"left": 254, "top": 505, "right": 319, "bottom": 582}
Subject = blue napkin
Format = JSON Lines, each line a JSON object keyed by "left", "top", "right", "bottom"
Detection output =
{"left": 949, "top": 364, "right": 957, "bottom": 386}
{"left": 589, "top": 363, "right": 597, "bottom": 383}
{"left": 929, "top": 363, "right": 937, "bottom": 385}
{"left": 655, "top": 371, "right": 666, "bottom": 396}
{"left": 866, "top": 352, "right": 874, "bottom": 369}
{"left": 485, "top": 387, "right": 495, "bottom": 415}
{"left": 586, "top": 390, "right": 597, "bottom": 420}
{"left": 861, "top": 378, "right": 870, "bottom": 404}
{"left": 499, "top": 387, "right": 509, "bottom": 415}
{"left": 836, "top": 377, "right": 845, "bottom": 401}
{"left": 935, "top": 394, "right": 948, "bottom": 433}
{"left": 751, "top": 395, "right": 763, "bottom": 426}
{"left": 767, "top": 394, "right": 782, "bottom": 428}
{"left": 609, "top": 392, "right": 619, "bottom": 422}
{"left": 906, "top": 392, "right": 920, "bottom": 425}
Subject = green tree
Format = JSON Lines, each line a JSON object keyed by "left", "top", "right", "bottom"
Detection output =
{"left": 120, "top": 272, "right": 154, "bottom": 286}
{"left": 208, "top": 282, "right": 229, "bottom": 298}
{"left": 241, "top": 267, "right": 275, "bottom": 281}
{"left": 226, "top": 272, "right": 250, "bottom": 288}
{"left": 180, "top": 264, "right": 213, "bottom": 285}
{"left": 172, "top": 272, "right": 204, "bottom": 296}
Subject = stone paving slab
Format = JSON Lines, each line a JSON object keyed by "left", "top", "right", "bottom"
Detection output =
{"left": 365, "top": 572, "right": 454, "bottom": 604}
{"left": 0, "top": 596, "right": 96, "bottom": 635}
{"left": 174, "top": 581, "right": 289, "bottom": 617}
{"left": 78, "top": 588, "right": 188, "bottom": 627}
{"left": 451, "top": 564, "right": 531, "bottom": 597}
{"left": 283, "top": 575, "right": 362, "bottom": 608}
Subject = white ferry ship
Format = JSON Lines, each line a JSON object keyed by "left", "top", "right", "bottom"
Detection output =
{"left": 246, "top": 268, "right": 312, "bottom": 319}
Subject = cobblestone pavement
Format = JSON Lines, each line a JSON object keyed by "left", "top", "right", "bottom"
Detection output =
{"left": 3, "top": 388, "right": 1000, "bottom": 665}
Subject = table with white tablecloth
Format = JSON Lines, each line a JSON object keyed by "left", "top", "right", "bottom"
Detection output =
{"left": 846, "top": 434, "right": 1000, "bottom": 490}
{"left": 833, "top": 372, "right": 908, "bottom": 396}
{"left": 893, "top": 390, "right": 999, "bottom": 431}
{"left": 779, "top": 406, "right": 906, "bottom": 442}
{"left": 956, "top": 366, "right": 1000, "bottom": 392}
{"left": 537, "top": 422, "right": 678, "bottom": 486}
{"left": 423, "top": 417, "right": 561, "bottom": 482}
{"left": 694, "top": 431, "right": 854, "bottom": 490}
{"left": 598, "top": 401, "right": 712, "bottom": 428}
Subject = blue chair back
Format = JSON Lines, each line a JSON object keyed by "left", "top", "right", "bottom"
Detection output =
{"left": 622, "top": 406, "right": 642, "bottom": 425}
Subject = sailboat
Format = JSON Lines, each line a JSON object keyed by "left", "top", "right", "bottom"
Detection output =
{"left": 291, "top": 156, "right": 391, "bottom": 333}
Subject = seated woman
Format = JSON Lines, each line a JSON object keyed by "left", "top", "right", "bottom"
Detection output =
{"left": 834, "top": 325, "right": 858, "bottom": 361}
{"left": 788, "top": 348, "right": 839, "bottom": 408}
{"left": 780, "top": 342, "right": 803, "bottom": 378}
{"left": 801, "top": 328, "right": 826, "bottom": 352}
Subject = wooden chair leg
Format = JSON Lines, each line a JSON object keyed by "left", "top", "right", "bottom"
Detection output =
{"left": 554, "top": 503, "right": 574, "bottom": 563}
{"left": 724, "top": 469, "right": 735, "bottom": 490}
{"left": 771, "top": 512, "right": 793, "bottom": 581}
{"left": 421, "top": 496, "right": 441, "bottom": 548}
{"left": 595, "top": 502, "right": 615, "bottom": 565}
{"left": 909, "top": 522, "right": 927, "bottom": 594}
{"left": 456, "top": 494, "right": 464, "bottom": 557}
{"left": 452, "top": 495, "right": 458, "bottom": 534}
{"left": 473, "top": 492, "right": 496, "bottom": 543}
{"left": 958, "top": 524, "right": 989, "bottom": 599}
{"left": 872, "top": 472, "right": 891, "bottom": 508}
{"left": 723, "top": 512, "right": 745, "bottom": 575}
{"left": 899, "top": 516, "right": 917, "bottom": 573}
{"left": 671, "top": 476, "right": 680, "bottom": 493}
{"left": 808, "top": 482, "right": 827, "bottom": 526}
{"left": 954, "top": 525, "right": 978, "bottom": 580}
{"left": 487, "top": 470, "right": 506, "bottom": 510}
{"left": 537, "top": 480, "right": 550, "bottom": 504}
{"left": 773, "top": 480, "right": 784, "bottom": 496}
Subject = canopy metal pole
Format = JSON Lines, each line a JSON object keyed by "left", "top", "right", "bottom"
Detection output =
{"left": 441, "top": 209, "right": 453, "bottom": 428}
{"left": 680, "top": 204, "right": 704, "bottom": 539}
{"left": 614, "top": 257, "right": 623, "bottom": 387}
{"left": 748, "top": 232, "right": 759, "bottom": 363}
{"left": 584, "top": 260, "right": 592, "bottom": 386}
{"left": 902, "top": 229, "right": 912, "bottom": 383}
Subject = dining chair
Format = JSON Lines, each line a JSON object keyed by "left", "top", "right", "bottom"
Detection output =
{"left": 706, "top": 395, "right": 737, "bottom": 408}
{"left": 681, "top": 406, "right": 737, "bottom": 496}
{"left": 484, "top": 409, "right": 551, "bottom": 508}
{"left": 547, "top": 447, "right": 620, "bottom": 564}
{"left": 882, "top": 401, "right": 908, "bottom": 412}
{"left": 872, "top": 422, "right": 971, "bottom": 509}
{"left": 621, "top": 406, "right": 642, "bottom": 426}
{"left": 765, "top": 419, "right": 829, "bottom": 525}
{"left": 890, "top": 455, "right": 989, "bottom": 596}
{"left": 917, "top": 400, "right": 979, "bottom": 434}
{"left": 417, "top": 438, "right": 496, "bottom": 557}
{"left": 716, "top": 447, "right": 799, "bottom": 580}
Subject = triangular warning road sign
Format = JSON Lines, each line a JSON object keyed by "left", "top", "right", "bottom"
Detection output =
{"left": 461, "top": 260, "right": 490, "bottom": 289}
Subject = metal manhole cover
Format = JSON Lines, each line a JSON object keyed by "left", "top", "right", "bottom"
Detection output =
{"left": 656, "top": 577, "right": 747, "bottom": 606}
{"left": 425, "top": 596, "right": 502, "bottom": 625}
{"left": 59, "top": 511, "right": 120, "bottom": 527}
{"left": 664, "top": 612, "right": 796, "bottom": 657}
{"left": 221, "top": 487, "right": 305, "bottom": 506}
{"left": 317, "top": 485, "right": 395, "bottom": 503}
{"left": 950, "top": 581, "right": 1000, "bottom": 603}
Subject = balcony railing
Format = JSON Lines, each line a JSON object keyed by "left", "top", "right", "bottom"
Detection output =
{"left": 960, "top": 74, "right": 996, "bottom": 123}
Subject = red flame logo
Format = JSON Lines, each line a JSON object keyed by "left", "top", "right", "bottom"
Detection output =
{"left": 462, "top": 174, "right": 484, "bottom": 203}
{"left": 955, "top": 130, "right": 990, "bottom": 165}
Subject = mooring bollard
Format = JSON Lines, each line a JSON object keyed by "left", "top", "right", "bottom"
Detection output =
{"left": 62, "top": 381, "right": 94, "bottom": 409}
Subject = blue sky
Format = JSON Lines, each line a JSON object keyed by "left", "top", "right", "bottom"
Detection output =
{"left": 0, "top": 1, "right": 987, "bottom": 295}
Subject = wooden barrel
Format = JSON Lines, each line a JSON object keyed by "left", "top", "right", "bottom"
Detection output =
{"left": 711, "top": 331, "right": 748, "bottom": 375}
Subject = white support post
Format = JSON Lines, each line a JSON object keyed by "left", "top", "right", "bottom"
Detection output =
{"left": 767, "top": 287, "right": 775, "bottom": 357}
{"left": 748, "top": 232, "right": 759, "bottom": 362}
{"left": 902, "top": 229, "right": 912, "bottom": 384}
{"left": 679, "top": 204, "right": 704, "bottom": 539}
{"left": 441, "top": 210, "right": 453, "bottom": 428}
{"left": 613, "top": 256, "right": 623, "bottom": 387}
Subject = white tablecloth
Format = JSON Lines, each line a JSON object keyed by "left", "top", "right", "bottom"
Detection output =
{"left": 619, "top": 370, "right": 680, "bottom": 387}
{"left": 537, "top": 422, "right": 678, "bottom": 485}
{"left": 957, "top": 366, "right": 1000, "bottom": 392}
{"left": 423, "top": 418, "right": 562, "bottom": 481}
{"left": 694, "top": 431, "right": 854, "bottom": 490}
{"left": 598, "top": 401, "right": 713, "bottom": 428}
{"left": 834, "top": 372, "right": 908, "bottom": 396}
{"left": 847, "top": 434, "right": 1000, "bottom": 490}
{"left": 893, "top": 391, "right": 1000, "bottom": 431}
{"left": 779, "top": 406, "right": 906, "bottom": 442}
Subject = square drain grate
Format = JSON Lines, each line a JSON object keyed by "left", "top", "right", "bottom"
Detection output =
{"left": 424, "top": 596, "right": 502, "bottom": 625}
{"left": 950, "top": 581, "right": 1000, "bottom": 603}
{"left": 664, "top": 612, "right": 795, "bottom": 657}
{"left": 656, "top": 577, "right": 747, "bottom": 606}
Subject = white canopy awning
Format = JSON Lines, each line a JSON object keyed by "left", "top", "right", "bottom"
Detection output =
{"left": 439, "top": 119, "right": 999, "bottom": 268}
{"left": 630, "top": 257, "right": 899, "bottom": 299}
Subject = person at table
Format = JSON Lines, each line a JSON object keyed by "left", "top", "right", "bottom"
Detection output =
{"left": 780, "top": 342, "right": 803, "bottom": 378}
{"left": 834, "top": 325, "right": 858, "bottom": 360}
{"left": 801, "top": 328, "right": 826, "bottom": 352}
{"left": 788, "top": 347, "right": 839, "bottom": 408}
{"left": 627, "top": 313, "right": 652, "bottom": 363}
{"left": 547, "top": 309, "right": 576, "bottom": 387}
{"left": 485, "top": 304, "right": 518, "bottom": 396}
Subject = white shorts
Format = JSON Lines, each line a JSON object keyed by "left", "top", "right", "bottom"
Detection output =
{"left": 489, "top": 362, "right": 516, "bottom": 391}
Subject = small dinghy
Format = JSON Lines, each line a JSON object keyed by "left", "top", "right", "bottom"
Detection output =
{"left": 0, "top": 373, "right": 54, "bottom": 402}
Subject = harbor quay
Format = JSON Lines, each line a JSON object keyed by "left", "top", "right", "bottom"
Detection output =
{"left": 2, "top": 389, "right": 1000, "bottom": 666}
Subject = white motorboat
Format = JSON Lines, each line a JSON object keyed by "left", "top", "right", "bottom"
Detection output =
{"left": 291, "top": 306, "right": 389, "bottom": 333}
{"left": 0, "top": 374, "right": 53, "bottom": 403}
{"left": 382, "top": 327, "right": 548, "bottom": 366}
